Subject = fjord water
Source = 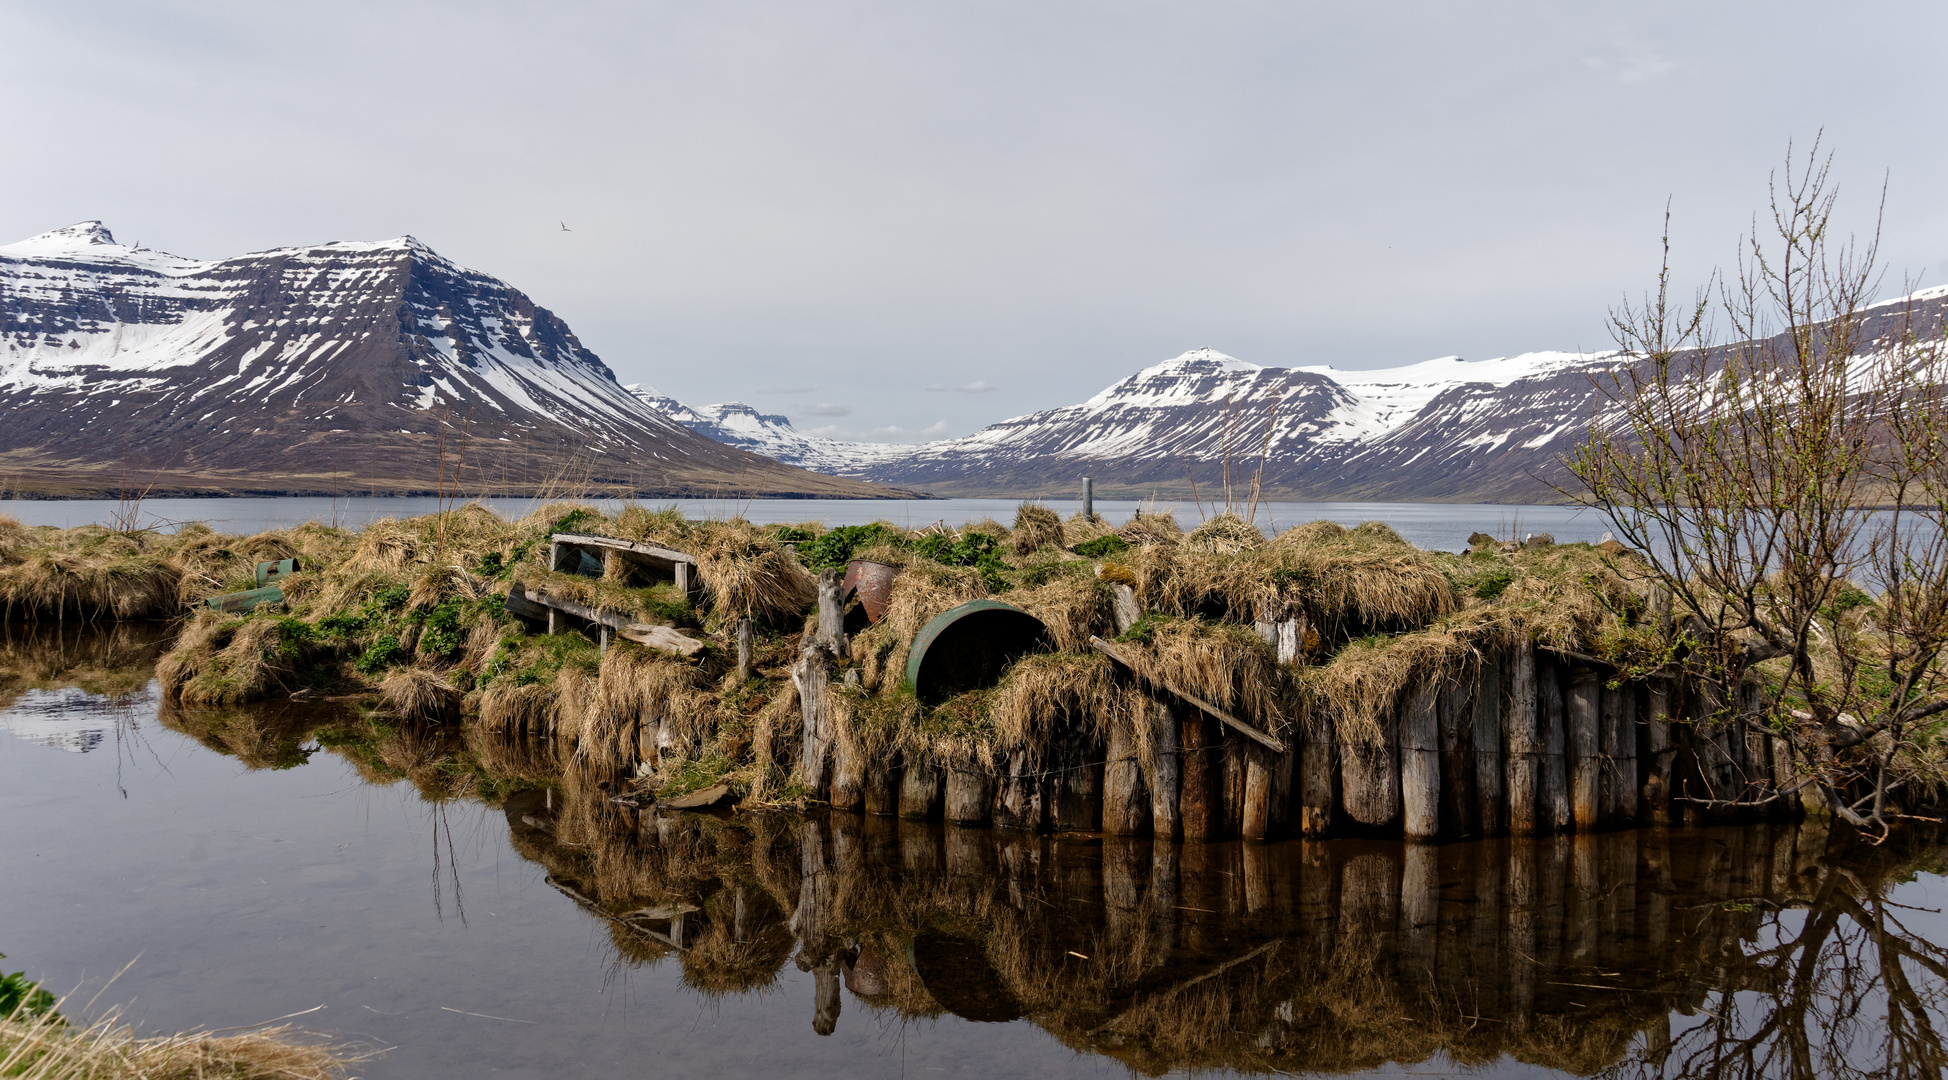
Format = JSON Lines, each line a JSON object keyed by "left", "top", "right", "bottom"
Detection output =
{"left": 5, "top": 627, "right": 1948, "bottom": 1079}
{"left": 0, "top": 497, "right": 1601, "bottom": 551}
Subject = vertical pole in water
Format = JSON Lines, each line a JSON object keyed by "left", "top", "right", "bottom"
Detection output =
{"left": 1505, "top": 641, "right": 1538, "bottom": 835}
{"left": 1242, "top": 747, "right": 1273, "bottom": 841}
{"left": 1180, "top": 710, "right": 1217, "bottom": 841}
{"left": 1299, "top": 712, "right": 1335, "bottom": 837}
{"left": 1473, "top": 653, "right": 1505, "bottom": 835}
{"left": 1104, "top": 717, "right": 1149, "bottom": 836}
{"left": 1568, "top": 668, "right": 1601, "bottom": 832}
{"left": 945, "top": 768, "right": 993, "bottom": 825}
{"left": 1146, "top": 697, "right": 1181, "bottom": 840}
{"left": 1401, "top": 680, "right": 1441, "bottom": 841}
{"left": 1540, "top": 658, "right": 1572, "bottom": 833}
{"left": 1645, "top": 680, "right": 1673, "bottom": 824}
{"left": 1082, "top": 477, "right": 1094, "bottom": 521}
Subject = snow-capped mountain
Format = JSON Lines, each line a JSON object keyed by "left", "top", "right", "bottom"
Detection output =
{"left": 640, "top": 274, "right": 1948, "bottom": 502}
{"left": 0, "top": 222, "right": 898, "bottom": 498}
{"left": 624, "top": 386, "right": 909, "bottom": 474}
{"left": 636, "top": 347, "right": 1618, "bottom": 500}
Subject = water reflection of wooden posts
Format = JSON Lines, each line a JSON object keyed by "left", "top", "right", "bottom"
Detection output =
{"left": 502, "top": 773, "right": 1946, "bottom": 1073}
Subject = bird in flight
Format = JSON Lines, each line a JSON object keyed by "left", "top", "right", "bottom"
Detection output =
{"left": 560, "top": 221, "right": 571, "bottom": 232}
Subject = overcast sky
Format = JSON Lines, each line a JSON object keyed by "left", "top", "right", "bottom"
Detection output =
{"left": 5, "top": 1, "right": 1946, "bottom": 442}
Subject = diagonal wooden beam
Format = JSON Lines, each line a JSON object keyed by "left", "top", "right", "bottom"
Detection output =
{"left": 1088, "top": 636, "right": 1286, "bottom": 753}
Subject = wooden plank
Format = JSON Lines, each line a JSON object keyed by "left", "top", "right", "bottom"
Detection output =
{"left": 550, "top": 531, "right": 697, "bottom": 567}
{"left": 1089, "top": 637, "right": 1286, "bottom": 753}
{"left": 618, "top": 623, "right": 706, "bottom": 658}
{"left": 504, "top": 584, "right": 551, "bottom": 622}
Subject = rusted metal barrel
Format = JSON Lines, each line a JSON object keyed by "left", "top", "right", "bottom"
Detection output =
{"left": 840, "top": 559, "right": 903, "bottom": 624}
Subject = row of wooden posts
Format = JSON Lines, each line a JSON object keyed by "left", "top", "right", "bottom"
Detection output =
{"left": 777, "top": 573, "right": 1795, "bottom": 842}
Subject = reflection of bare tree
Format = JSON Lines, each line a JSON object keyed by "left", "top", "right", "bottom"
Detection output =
{"left": 1615, "top": 846, "right": 1948, "bottom": 1080}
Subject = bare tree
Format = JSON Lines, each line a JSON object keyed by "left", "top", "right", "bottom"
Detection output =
{"left": 1567, "top": 140, "right": 1948, "bottom": 836}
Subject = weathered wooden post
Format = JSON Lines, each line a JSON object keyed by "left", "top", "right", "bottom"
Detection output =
{"left": 1221, "top": 735, "right": 1247, "bottom": 838}
{"left": 1108, "top": 584, "right": 1141, "bottom": 636}
{"left": 815, "top": 568, "right": 847, "bottom": 658}
{"left": 1242, "top": 746, "right": 1273, "bottom": 841}
{"left": 1180, "top": 710, "right": 1218, "bottom": 841}
{"left": 1505, "top": 641, "right": 1538, "bottom": 835}
{"left": 1299, "top": 713, "right": 1335, "bottom": 836}
{"left": 1567, "top": 667, "right": 1602, "bottom": 832}
{"left": 945, "top": 767, "right": 992, "bottom": 825}
{"left": 1082, "top": 476, "right": 1094, "bottom": 520}
{"left": 1609, "top": 681, "right": 1639, "bottom": 821}
{"left": 898, "top": 758, "right": 944, "bottom": 819}
{"left": 1644, "top": 679, "right": 1674, "bottom": 823}
{"left": 1539, "top": 657, "right": 1572, "bottom": 833}
{"left": 1340, "top": 719, "right": 1400, "bottom": 831}
{"left": 736, "top": 617, "right": 755, "bottom": 681}
{"left": 830, "top": 735, "right": 865, "bottom": 811}
{"left": 994, "top": 749, "right": 1044, "bottom": 830}
{"left": 1401, "top": 681, "right": 1441, "bottom": 840}
{"left": 1474, "top": 653, "right": 1504, "bottom": 835}
{"left": 794, "top": 641, "right": 834, "bottom": 794}
{"left": 1104, "top": 716, "right": 1149, "bottom": 836}
{"left": 864, "top": 759, "right": 900, "bottom": 816}
{"left": 1438, "top": 677, "right": 1475, "bottom": 836}
{"left": 1145, "top": 697, "right": 1181, "bottom": 839}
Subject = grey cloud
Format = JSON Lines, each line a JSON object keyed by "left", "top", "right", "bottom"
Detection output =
{"left": 801, "top": 403, "right": 852, "bottom": 417}
{"left": 4, "top": 2, "right": 1942, "bottom": 444}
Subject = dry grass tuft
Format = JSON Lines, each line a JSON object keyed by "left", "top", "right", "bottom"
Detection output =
{"left": 157, "top": 611, "right": 301, "bottom": 704}
{"left": 1184, "top": 513, "right": 1266, "bottom": 555}
{"left": 685, "top": 520, "right": 817, "bottom": 624}
{"left": 1123, "top": 619, "right": 1288, "bottom": 736}
{"left": 1117, "top": 511, "right": 1183, "bottom": 546}
{"left": 1011, "top": 568, "right": 1115, "bottom": 653}
{"left": 1012, "top": 503, "right": 1065, "bottom": 555}
{"left": 379, "top": 668, "right": 458, "bottom": 723}
{"left": 0, "top": 1001, "right": 360, "bottom": 1080}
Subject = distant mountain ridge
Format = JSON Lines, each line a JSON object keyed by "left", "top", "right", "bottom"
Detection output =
{"left": 636, "top": 281, "right": 1948, "bottom": 502}
{"left": 0, "top": 222, "right": 900, "bottom": 498}
{"left": 634, "top": 346, "right": 1617, "bottom": 501}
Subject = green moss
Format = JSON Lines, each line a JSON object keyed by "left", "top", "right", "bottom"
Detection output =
{"left": 1073, "top": 534, "right": 1130, "bottom": 558}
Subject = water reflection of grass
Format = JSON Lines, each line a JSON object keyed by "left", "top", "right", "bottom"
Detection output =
{"left": 0, "top": 622, "right": 170, "bottom": 709}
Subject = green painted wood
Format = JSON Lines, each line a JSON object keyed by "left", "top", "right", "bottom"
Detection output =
{"left": 207, "top": 586, "right": 285, "bottom": 614}
{"left": 256, "top": 559, "right": 299, "bottom": 587}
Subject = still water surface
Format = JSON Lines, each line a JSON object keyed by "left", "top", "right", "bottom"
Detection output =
{"left": 4, "top": 625, "right": 1947, "bottom": 1078}
{"left": 0, "top": 497, "right": 1600, "bottom": 553}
